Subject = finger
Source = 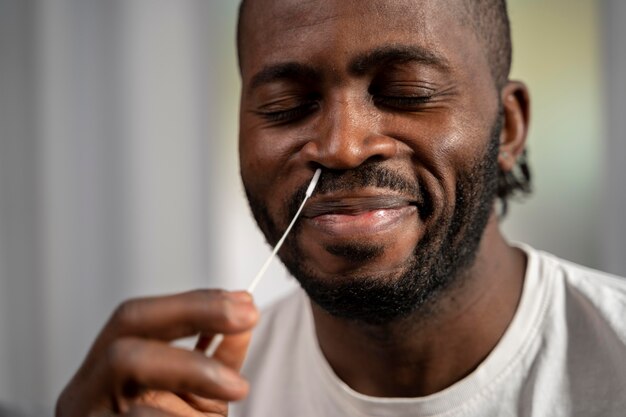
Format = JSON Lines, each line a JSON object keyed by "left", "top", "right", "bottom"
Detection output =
{"left": 96, "top": 290, "right": 258, "bottom": 347}
{"left": 214, "top": 330, "right": 254, "bottom": 371}
{"left": 195, "top": 329, "right": 253, "bottom": 371}
{"left": 125, "top": 404, "right": 191, "bottom": 417}
{"left": 125, "top": 404, "right": 173, "bottom": 417}
{"left": 102, "top": 338, "right": 249, "bottom": 406}
{"left": 135, "top": 391, "right": 218, "bottom": 417}
{"left": 172, "top": 393, "right": 228, "bottom": 416}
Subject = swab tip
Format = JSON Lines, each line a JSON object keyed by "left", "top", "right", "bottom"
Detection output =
{"left": 306, "top": 168, "right": 322, "bottom": 197}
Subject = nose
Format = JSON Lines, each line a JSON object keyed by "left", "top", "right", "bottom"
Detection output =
{"left": 300, "top": 94, "right": 397, "bottom": 170}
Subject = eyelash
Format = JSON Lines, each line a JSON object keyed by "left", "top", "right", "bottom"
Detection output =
{"left": 259, "top": 102, "right": 319, "bottom": 123}
{"left": 258, "top": 94, "right": 433, "bottom": 124}
{"left": 373, "top": 95, "right": 433, "bottom": 110}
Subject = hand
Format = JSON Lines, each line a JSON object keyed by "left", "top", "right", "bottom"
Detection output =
{"left": 56, "top": 290, "right": 259, "bottom": 417}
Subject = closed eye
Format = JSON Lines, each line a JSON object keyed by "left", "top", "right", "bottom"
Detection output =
{"left": 256, "top": 101, "right": 319, "bottom": 125}
{"left": 373, "top": 95, "right": 433, "bottom": 111}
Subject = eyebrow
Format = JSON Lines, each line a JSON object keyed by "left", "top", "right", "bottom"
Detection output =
{"left": 247, "top": 45, "right": 450, "bottom": 91}
{"left": 249, "top": 62, "right": 321, "bottom": 91}
{"left": 349, "top": 45, "right": 451, "bottom": 75}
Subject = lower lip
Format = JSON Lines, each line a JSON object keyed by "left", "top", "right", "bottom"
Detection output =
{"left": 305, "top": 206, "right": 417, "bottom": 237}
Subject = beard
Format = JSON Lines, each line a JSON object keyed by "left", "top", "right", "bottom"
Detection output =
{"left": 245, "top": 116, "right": 502, "bottom": 326}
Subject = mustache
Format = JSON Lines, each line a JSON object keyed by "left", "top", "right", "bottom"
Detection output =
{"left": 286, "top": 164, "right": 434, "bottom": 221}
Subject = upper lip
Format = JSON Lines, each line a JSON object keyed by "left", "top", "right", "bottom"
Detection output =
{"left": 303, "top": 192, "right": 418, "bottom": 217}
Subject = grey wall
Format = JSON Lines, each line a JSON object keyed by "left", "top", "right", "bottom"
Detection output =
{"left": 601, "top": 0, "right": 626, "bottom": 276}
{"left": 0, "top": 0, "right": 231, "bottom": 412}
{"left": 0, "top": 0, "right": 46, "bottom": 405}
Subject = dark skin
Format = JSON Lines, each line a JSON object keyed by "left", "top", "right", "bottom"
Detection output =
{"left": 238, "top": 0, "right": 529, "bottom": 396}
{"left": 312, "top": 218, "right": 526, "bottom": 396}
{"left": 56, "top": 290, "right": 258, "bottom": 416}
{"left": 57, "top": 0, "right": 530, "bottom": 415}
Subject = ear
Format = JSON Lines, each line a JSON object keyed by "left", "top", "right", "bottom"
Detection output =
{"left": 498, "top": 81, "right": 530, "bottom": 172}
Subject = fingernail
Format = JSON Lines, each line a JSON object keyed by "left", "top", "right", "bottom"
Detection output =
{"left": 229, "top": 291, "right": 253, "bottom": 303}
{"left": 233, "top": 304, "right": 258, "bottom": 325}
{"left": 220, "top": 368, "right": 247, "bottom": 389}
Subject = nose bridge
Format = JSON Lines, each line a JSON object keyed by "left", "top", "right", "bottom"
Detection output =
{"left": 305, "top": 91, "right": 394, "bottom": 170}
{"left": 325, "top": 92, "right": 367, "bottom": 160}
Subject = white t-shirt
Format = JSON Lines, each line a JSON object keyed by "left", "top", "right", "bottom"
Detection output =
{"left": 232, "top": 245, "right": 626, "bottom": 416}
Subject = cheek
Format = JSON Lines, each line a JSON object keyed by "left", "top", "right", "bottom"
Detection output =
{"left": 389, "top": 115, "right": 467, "bottom": 192}
{"left": 390, "top": 113, "right": 492, "bottom": 226}
{"left": 239, "top": 134, "right": 314, "bottom": 231}
{"left": 239, "top": 128, "right": 284, "bottom": 206}
{"left": 239, "top": 117, "right": 311, "bottom": 180}
{"left": 239, "top": 116, "right": 319, "bottom": 214}
{"left": 430, "top": 130, "right": 482, "bottom": 177}
{"left": 398, "top": 111, "right": 491, "bottom": 170}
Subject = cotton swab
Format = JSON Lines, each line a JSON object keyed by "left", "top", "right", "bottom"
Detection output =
{"left": 203, "top": 168, "right": 322, "bottom": 356}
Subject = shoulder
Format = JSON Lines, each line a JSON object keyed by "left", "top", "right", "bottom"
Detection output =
{"left": 505, "top": 245, "right": 626, "bottom": 413}
{"left": 519, "top": 242, "right": 626, "bottom": 295}
{"left": 533, "top": 246, "right": 626, "bottom": 302}
{"left": 523, "top": 244, "right": 626, "bottom": 340}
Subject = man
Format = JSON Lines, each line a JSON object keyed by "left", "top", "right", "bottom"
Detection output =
{"left": 56, "top": 0, "right": 626, "bottom": 416}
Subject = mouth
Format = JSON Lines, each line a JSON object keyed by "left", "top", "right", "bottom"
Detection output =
{"left": 303, "top": 195, "right": 416, "bottom": 217}
{"left": 302, "top": 193, "right": 418, "bottom": 237}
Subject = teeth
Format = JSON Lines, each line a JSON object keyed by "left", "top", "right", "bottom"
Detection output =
{"left": 303, "top": 196, "right": 412, "bottom": 217}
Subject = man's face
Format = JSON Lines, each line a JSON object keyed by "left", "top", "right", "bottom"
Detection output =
{"left": 238, "top": 0, "right": 501, "bottom": 323}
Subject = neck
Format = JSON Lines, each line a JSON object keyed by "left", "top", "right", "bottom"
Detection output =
{"left": 311, "top": 214, "right": 526, "bottom": 397}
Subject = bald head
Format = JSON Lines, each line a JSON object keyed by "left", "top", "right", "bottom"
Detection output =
{"left": 236, "top": 0, "right": 512, "bottom": 90}
{"left": 459, "top": 0, "right": 512, "bottom": 90}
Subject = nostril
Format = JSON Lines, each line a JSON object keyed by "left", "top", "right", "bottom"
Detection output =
{"left": 367, "top": 154, "right": 389, "bottom": 164}
{"left": 298, "top": 127, "right": 398, "bottom": 170}
{"left": 306, "top": 161, "right": 326, "bottom": 173}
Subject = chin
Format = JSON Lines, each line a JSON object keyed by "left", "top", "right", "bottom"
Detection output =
{"left": 293, "top": 234, "right": 419, "bottom": 281}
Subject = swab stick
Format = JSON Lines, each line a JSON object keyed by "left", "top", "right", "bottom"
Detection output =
{"left": 203, "top": 168, "right": 322, "bottom": 356}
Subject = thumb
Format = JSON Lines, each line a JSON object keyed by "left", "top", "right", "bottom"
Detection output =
{"left": 194, "top": 291, "right": 258, "bottom": 370}
{"left": 195, "top": 330, "right": 254, "bottom": 371}
{"left": 213, "top": 330, "right": 254, "bottom": 371}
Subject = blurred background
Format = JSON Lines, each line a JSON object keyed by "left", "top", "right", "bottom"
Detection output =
{"left": 0, "top": 0, "right": 624, "bottom": 413}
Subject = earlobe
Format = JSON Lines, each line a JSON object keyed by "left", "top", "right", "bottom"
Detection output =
{"left": 498, "top": 81, "right": 530, "bottom": 173}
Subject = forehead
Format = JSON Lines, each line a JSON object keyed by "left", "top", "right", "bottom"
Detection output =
{"left": 238, "top": 0, "right": 479, "bottom": 79}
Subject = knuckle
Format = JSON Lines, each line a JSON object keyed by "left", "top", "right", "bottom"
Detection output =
{"left": 112, "top": 299, "right": 144, "bottom": 329}
{"left": 192, "top": 290, "right": 246, "bottom": 329}
{"left": 215, "top": 300, "right": 240, "bottom": 329}
{"left": 106, "top": 338, "right": 137, "bottom": 374}
{"left": 193, "top": 288, "right": 228, "bottom": 303}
